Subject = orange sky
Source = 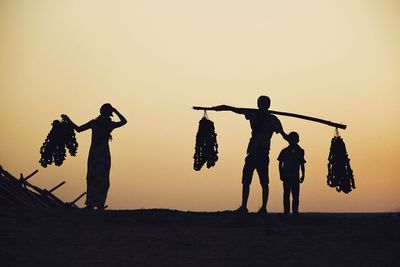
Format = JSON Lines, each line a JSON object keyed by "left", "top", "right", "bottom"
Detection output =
{"left": 1, "top": 0, "right": 399, "bottom": 212}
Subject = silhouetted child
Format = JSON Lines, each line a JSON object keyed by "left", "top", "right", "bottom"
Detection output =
{"left": 277, "top": 132, "right": 306, "bottom": 215}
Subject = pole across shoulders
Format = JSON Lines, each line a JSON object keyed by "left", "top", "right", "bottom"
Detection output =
{"left": 192, "top": 106, "right": 347, "bottom": 130}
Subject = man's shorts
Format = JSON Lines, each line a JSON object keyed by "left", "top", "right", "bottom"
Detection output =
{"left": 242, "top": 153, "right": 270, "bottom": 185}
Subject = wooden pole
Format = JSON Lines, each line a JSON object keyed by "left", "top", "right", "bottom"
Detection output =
{"left": 48, "top": 181, "right": 66, "bottom": 193}
{"left": 69, "top": 192, "right": 86, "bottom": 205}
{"left": 22, "top": 170, "right": 39, "bottom": 181}
{"left": 192, "top": 106, "right": 347, "bottom": 130}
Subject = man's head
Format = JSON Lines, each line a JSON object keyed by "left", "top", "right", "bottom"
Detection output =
{"left": 257, "top": 95, "right": 271, "bottom": 111}
{"left": 288, "top": 131, "right": 300, "bottom": 145}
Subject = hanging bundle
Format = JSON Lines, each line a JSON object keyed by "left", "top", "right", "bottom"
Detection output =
{"left": 327, "top": 129, "right": 355, "bottom": 193}
{"left": 193, "top": 112, "right": 219, "bottom": 171}
{"left": 39, "top": 117, "right": 78, "bottom": 168}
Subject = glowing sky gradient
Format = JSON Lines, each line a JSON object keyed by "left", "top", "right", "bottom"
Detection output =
{"left": 1, "top": 0, "right": 399, "bottom": 211}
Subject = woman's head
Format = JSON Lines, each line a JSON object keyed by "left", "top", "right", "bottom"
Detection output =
{"left": 100, "top": 103, "right": 113, "bottom": 117}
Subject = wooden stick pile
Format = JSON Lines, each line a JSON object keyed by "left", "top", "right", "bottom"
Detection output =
{"left": 0, "top": 165, "right": 85, "bottom": 208}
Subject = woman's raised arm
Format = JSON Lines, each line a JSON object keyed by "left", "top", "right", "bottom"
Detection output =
{"left": 111, "top": 108, "right": 127, "bottom": 129}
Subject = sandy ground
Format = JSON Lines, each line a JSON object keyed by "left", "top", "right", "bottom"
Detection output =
{"left": 0, "top": 208, "right": 399, "bottom": 266}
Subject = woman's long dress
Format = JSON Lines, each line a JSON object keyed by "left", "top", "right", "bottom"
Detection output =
{"left": 85, "top": 117, "right": 114, "bottom": 208}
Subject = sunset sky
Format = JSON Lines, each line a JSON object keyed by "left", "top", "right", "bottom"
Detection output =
{"left": 1, "top": 0, "right": 399, "bottom": 212}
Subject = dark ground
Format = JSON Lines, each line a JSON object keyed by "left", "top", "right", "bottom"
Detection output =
{"left": 0, "top": 208, "right": 399, "bottom": 267}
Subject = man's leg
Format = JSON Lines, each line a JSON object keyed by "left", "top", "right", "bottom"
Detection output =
{"left": 242, "top": 184, "right": 250, "bottom": 210}
{"left": 241, "top": 155, "right": 255, "bottom": 211}
{"left": 256, "top": 156, "right": 270, "bottom": 212}
{"left": 260, "top": 183, "right": 269, "bottom": 211}
{"left": 292, "top": 180, "right": 300, "bottom": 214}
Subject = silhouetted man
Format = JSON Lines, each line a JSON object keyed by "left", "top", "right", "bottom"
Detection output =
{"left": 215, "top": 96, "right": 288, "bottom": 213}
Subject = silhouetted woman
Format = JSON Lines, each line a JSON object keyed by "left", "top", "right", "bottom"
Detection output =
{"left": 62, "top": 104, "right": 127, "bottom": 210}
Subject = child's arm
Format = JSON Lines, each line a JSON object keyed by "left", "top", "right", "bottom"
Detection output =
{"left": 299, "top": 163, "right": 305, "bottom": 183}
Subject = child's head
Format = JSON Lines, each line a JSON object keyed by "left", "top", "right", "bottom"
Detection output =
{"left": 288, "top": 131, "right": 300, "bottom": 145}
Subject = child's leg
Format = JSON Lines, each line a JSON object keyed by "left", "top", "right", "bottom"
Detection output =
{"left": 283, "top": 181, "right": 291, "bottom": 214}
{"left": 292, "top": 181, "right": 300, "bottom": 214}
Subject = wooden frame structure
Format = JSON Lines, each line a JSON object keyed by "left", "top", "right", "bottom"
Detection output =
{"left": 0, "top": 165, "right": 85, "bottom": 209}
